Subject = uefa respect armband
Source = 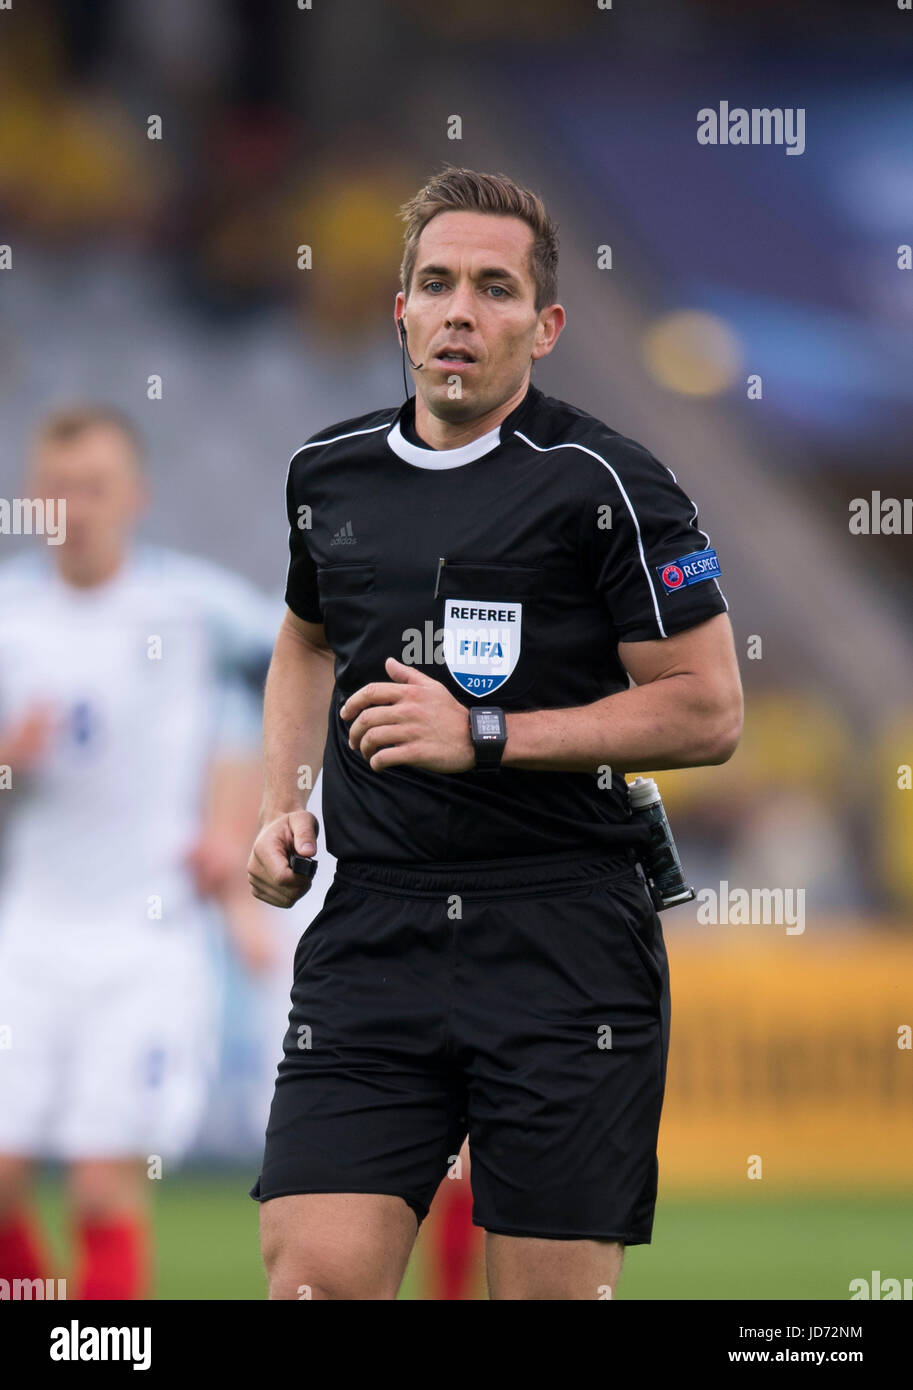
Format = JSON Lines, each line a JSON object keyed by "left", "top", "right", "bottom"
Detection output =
{"left": 655, "top": 547, "right": 721, "bottom": 594}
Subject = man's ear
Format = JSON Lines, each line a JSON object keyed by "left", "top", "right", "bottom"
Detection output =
{"left": 532, "top": 304, "right": 565, "bottom": 360}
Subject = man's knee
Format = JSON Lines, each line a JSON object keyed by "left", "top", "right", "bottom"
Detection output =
{"left": 0, "top": 1156, "right": 33, "bottom": 1221}
{"left": 67, "top": 1159, "right": 146, "bottom": 1218}
{"left": 265, "top": 1264, "right": 341, "bottom": 1302}
{"left": 485, "top": 1232, "right": 625, "bottom": 1300}
{"left": 259, "top": 1192, "right": 417, "bottom": 1301}
{"left": 263, "top": 1240, "right": 402, "bottom": 1301}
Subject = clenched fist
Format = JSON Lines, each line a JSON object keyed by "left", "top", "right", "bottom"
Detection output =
{"left": 247, "top": 808, "right": 319, "bottom": 909}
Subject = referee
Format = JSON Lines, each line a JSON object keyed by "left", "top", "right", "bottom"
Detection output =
{"left": 247, "top": 166, "right": 743, "bottom": 1301}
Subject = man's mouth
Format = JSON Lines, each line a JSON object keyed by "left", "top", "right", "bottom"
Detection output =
{"left": 433, "top": 349, "right": 477, "bottom": 369}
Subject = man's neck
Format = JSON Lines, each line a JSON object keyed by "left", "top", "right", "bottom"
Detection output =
{"left": 56, "top": 546, "right": 127, "bottom": 590}
{"left": 413, "top": 378, "right": 531, "bottom": 450}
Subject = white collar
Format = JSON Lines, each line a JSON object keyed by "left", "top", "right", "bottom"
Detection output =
{"left": 385, "top": 417, "right": 503, "bottom": 470}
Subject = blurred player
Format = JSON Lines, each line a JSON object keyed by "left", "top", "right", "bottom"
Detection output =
{"left": 420, "top": 1137, "right": 480, "bottom": 1300}
{"left": 0, "top": 406, "right": 277, "bottom": 1298}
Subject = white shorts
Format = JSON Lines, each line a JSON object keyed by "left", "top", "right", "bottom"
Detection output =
{"left": 0, "top": 920, "right": 219, "bottom": 1163}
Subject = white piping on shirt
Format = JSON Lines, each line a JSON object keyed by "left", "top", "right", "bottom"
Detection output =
{"left": 514, "top": 429, "right": 669, "bottom": 639}
{"left": 288, "top": 421, "right": 393, "bottom": 469}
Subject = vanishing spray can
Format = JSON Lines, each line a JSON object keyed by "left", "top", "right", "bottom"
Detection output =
{"left": 627, "top": 776, "right": 696, "bottom": 911}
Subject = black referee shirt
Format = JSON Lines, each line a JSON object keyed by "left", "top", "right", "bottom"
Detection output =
{"left": 285, "top": 382, "right": 728, "bottom": 864}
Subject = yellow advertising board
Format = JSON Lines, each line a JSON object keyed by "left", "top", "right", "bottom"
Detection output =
{"left": 658, "top": 925, "right": 913, "bottom": 1190}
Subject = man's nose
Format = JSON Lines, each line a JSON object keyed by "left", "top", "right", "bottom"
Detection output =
{"left": 444, "top": 282, "right": 475, "bottom": 327}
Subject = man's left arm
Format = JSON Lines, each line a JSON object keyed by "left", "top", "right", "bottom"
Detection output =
{"left": 500, "top": 611, "right": 743, "bottom": 773}
{"left": 498, "top": 441, "right": 744, "bottom": 774}
{"left": 184, "top": 561, "right": 283, "bottom": 967}
{"left": 341, "top": 612, "right": 742, "bottom": 775}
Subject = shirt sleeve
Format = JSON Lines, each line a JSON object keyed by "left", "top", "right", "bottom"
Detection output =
{"left": 578, "top": 436, "right": 729, "bottom": 641}
{"left": 284, "top": 453, "right": 323, "bottom": 623}
{"left": 209, "top": 677, "right": 265, "bottom": 757}
{"left": 199, "top": 566, "right": 277, "bottom": 686}
{"left": 201, "top": 574, "right": 277, "bottom": 755}
{"left": 144, "top": 546, "right": 278, "bottom": 756}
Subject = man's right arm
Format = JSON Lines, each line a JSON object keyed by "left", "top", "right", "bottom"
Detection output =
{"left": 247, "top": 606, "right": 335, "bottom": 908}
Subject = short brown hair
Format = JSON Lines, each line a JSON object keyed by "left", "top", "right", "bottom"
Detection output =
{"left": 398, "top": 165, "right": 559, "bottom": 312}
{"left": 33, "top": 404, "right": 144, "bottom": 461}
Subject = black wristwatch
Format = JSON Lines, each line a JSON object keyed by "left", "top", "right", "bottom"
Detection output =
{"left": 469, "top": 706, "right": 507, "bottom": 771}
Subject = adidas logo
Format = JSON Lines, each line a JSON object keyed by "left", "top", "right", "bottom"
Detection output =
{"left": 330, "top": 521, "right": 357, "bottom": 546}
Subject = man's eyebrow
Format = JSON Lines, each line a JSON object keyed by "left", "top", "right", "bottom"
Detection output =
{"left": 415, "top": 263, "right": 522, "bottom": 284}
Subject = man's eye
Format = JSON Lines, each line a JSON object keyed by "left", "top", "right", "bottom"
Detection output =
{"left": 487, "top": 286, "right": 509, "bottom": 297}
{"left": 424, "top": 281, "right": 445, "bottom": 293}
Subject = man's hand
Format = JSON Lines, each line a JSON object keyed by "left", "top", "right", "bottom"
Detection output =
{"left": 185, "top": 827, "right": 243, "bottom": 898}
{"left": 340, "top": 657, "right": 474, "bottom": 774}
{"left": 219, "top": 886, "right": 280, "bottom": 974}
{"left": 248, "top": 808, "right": 319, "bottom": 909}
{"left": 0, "top": 704, "right": 57, "bottom": 772}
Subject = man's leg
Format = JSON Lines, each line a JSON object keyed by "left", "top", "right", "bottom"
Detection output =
{"left": 485, "top": 1233, "right": 624, "bottom": 1300}
{"left": 68, "top": 1158, "right": 151, "bottom": 1300}
{"left": 421, "top": 1139, "right": 481, "bottom": 1300}
{"left": 253, "top": 867, "right": 469, "bottom": 1301}
{"left": 0, "top": 1154, "right": 34, "bottom": 1221}
{"left": 0, "top": 942, "right": 58, "bottom": 1282}
{"left": 260, "top": 1192, "right": 419, "bottom": 1300}
{"left": 457, "top": 865, "right": 670, "bottom": 1300}
{"left": 0, "top": 1155, "right": 50, "bottom": 1284}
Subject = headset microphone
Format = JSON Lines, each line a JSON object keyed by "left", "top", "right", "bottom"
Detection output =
{"left": 397, "top": 316, "right": 423, "bottom": 400}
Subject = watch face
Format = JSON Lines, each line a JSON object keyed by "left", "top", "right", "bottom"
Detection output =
{"left": 475, "top": 709, "right": 503, "bottom": 738}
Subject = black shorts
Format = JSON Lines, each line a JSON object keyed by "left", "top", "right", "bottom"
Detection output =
{"left": 250, "top": 851, "right": 671, "bottom": 1244}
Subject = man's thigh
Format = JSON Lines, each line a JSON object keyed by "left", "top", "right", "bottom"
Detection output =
{"left": 251, "top": 875, "right": 468, "bottom": 1250}
{"left": 486, "top": 1232, "right": 624, "bottom": 1300}
{"left": 259, "top": 1192, "right": 419, "bottom": 1300}
{"left": 460, "top": 866, "right": 670, "bottom": 1247}
{"left": 61, "top": 932, "right": 217, "bottom": 1163}
{"left": 0, "top": 938, "right": 62, "bottom": 1154}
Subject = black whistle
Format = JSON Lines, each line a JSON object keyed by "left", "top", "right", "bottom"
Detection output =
{"left": 287, "top": 852, "right": 318, "bottom": 887}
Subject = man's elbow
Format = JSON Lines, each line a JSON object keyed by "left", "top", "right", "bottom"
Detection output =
{"left": 704, "top": 693, "right": 744, "bottom": 765}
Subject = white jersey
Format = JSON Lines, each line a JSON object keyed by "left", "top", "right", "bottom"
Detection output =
{"left": 0, "top": 543, "right": 276, "bottom": 941}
